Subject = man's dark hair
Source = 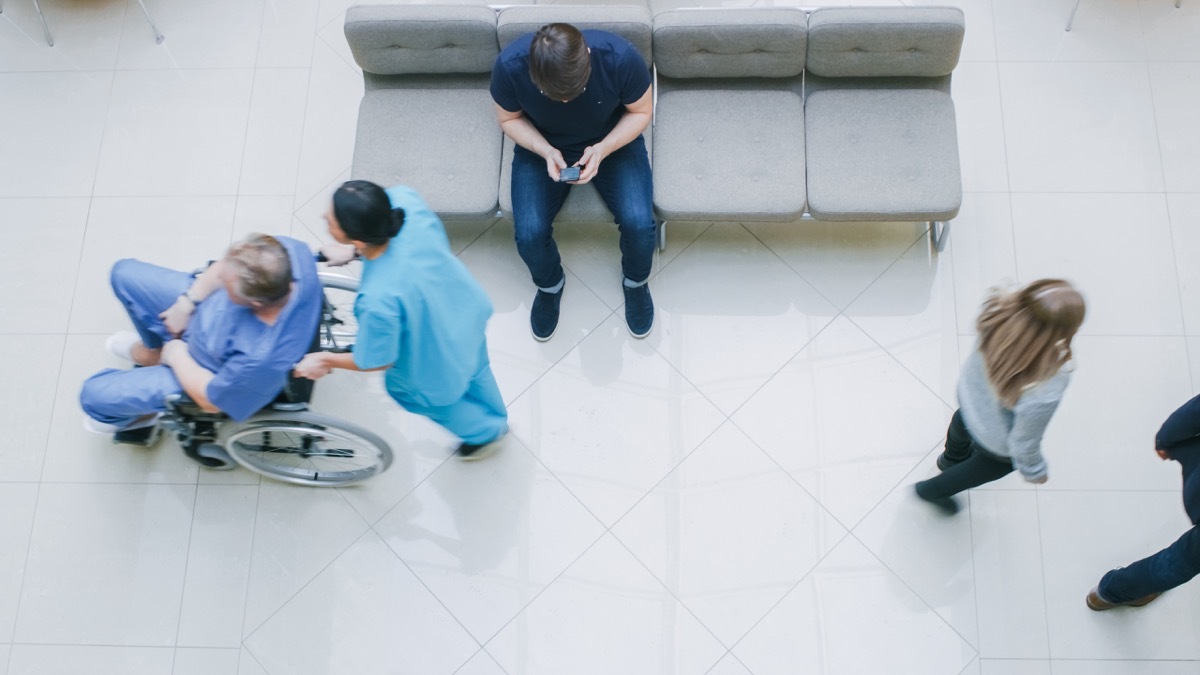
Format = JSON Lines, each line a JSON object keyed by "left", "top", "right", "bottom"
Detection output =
{"left": 529, "top": 23, "right": 591, "bottom": 102}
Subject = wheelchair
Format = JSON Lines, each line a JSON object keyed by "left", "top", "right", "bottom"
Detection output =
{"left": 149, "top": 271, "right": 394, "bottom": 486}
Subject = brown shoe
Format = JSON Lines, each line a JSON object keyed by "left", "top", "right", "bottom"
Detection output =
{"left": 1086, "top": 587, "right": 1161, "bottom": 611}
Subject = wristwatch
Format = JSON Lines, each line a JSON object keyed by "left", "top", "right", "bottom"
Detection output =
{"left": 181, "top": 290, "right": 201, "bottom": 305}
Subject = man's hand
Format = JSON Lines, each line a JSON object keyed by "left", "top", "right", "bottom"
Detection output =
{"left": 1157, "top": 448, "right": 1172, "bottom": 461}
{"left": 159, "top": 339, "right": 190, "bottom": 368}
{"left": 575, "top": 141, "right": 609, "bottom": 184}
{"left": 159, "top": 296, "right": 196, "bottom": 337}
{"left": 544, "top": 149, "right": 568, "bottom": 182}
{"left": 294, "top": 352, "right": 332, "bottom": 380}
{"left": 1027, "top": 474, "right": 1049, "bottom": 485}
{"left": 320, "top": 242, "right": 358, "bottom": 267}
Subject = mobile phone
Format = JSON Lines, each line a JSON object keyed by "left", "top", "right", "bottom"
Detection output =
{"left": 558, "top": 166, "right": 581, "bottom": 182}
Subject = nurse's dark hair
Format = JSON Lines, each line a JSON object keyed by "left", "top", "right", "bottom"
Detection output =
{"left": 332, "top": 180, "right": 405, "bottom": 246}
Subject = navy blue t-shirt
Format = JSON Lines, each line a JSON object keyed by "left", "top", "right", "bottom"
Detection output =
{"left": 490, "top": 30, "right": 651, "bottom": 161}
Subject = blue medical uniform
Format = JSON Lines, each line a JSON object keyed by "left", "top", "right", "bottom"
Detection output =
{"left": 80, "top": 237, "right": 322, "bottom": 427}
{"left": 352, "top": 185, "right": 507, "bottom": 444}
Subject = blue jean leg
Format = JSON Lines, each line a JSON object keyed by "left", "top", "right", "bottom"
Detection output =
{"left": 389, "top": 343, "right": 508, "bottom": 445}
{"left": 80, "top": 365, "right": 181, "bottom": 427}
{"left": 589, "top": 135, "right": 656, "bottom": 284}
{"left": 1098, "top": 524, "right": 1200, "bottom": 603}
{"left": 511, "top": 148, "right": 572, "bottom": 290}
{"left": 110, "top": 258, "right": 193, "bottom": 348}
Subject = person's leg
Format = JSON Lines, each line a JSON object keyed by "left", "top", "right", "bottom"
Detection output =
{"left": 589, "top": 135, "right": 656, "bottom": 286}
{"left": 398, "top": 345, "right": 508, "bottom": 447}
{"left": 110, "top": 258, "right": 193, "bottom": 349}
{"left": 940, "top": 409, "right": 977, "bottom": 466}
{"left": 1095, "top": 525, "right": 1200, "bottom": 605}
{"left": 589, "top": 135, "right": 656, "bottom": 336}
{"left": 511, "top": 149, "right": 571, "bottom": 290}
{"left": 916, "top": 445, "right": 1015, "bottom": 500}
{"left": 511, "top": 149, "right": 572, "bottom": 340}
{"left": 80, "top": 365, "right": 182, "bottom": 428}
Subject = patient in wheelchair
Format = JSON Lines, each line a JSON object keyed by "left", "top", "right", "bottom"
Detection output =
{"left": 80, "top": 234, "right": 323, "bottom": 444}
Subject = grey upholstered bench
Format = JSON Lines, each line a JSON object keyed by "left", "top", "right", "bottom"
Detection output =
{"left": 344, "top": 4, "right": 965, "bottom": 250}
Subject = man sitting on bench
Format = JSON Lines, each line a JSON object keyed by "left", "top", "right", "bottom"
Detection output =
{"left": 80, "top": 234, "right": 324, "bottom": 444}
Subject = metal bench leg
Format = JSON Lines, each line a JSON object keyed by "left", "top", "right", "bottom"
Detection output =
{"left": 930, "top": 221, "right": 949, "bottom": 253}
{"left": 1066, "top": 0, "right": 1083, "bottom": 31}
{"left": 1177, "top": 0, "right": 1182, "bottom": 8}
{"left": 136, "top": 0, "right": 165, "bottom": 44}
{"left": 31, "top": 0, "right": 54, "bottom": 46}
{"left": 656, "top": 219, "right": 667, "bottom": 252}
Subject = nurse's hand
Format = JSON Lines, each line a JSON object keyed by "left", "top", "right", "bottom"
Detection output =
{"left": 160, "top": 296, "right": 196, "bottom": 337}
{"left": 294, "top": 352, "right": 331, "bottom": 380}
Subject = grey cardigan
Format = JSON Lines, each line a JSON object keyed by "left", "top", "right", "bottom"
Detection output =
{"left": 958, "top": 350, "right": 1071, "bottom": 481}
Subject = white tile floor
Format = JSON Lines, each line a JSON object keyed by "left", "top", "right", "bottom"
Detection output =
{"left": 1, "top": 0, "right": 1198, "bottom": 673}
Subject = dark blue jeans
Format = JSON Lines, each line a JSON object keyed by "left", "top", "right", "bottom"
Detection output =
{"left": 1098, "top": 526, "right": 1200, "bottom": 603}
{"left": 1098, "top": 440, "right": 1200, "bottom": 603}
{"left": 510, "top": 135, "right": 655, "bottom": 290}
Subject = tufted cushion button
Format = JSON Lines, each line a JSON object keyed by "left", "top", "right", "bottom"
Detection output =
{"left": 695, "top": 174, "right": 703, "bottom": 181}
{"left": 752, "top": 176, "right": 759, "bottom": 182}
{"left": 448, "top": 174, "right": 455, "bottom": 181}
{"left": 696, "top": 135, "right": 703, "bottom": 142}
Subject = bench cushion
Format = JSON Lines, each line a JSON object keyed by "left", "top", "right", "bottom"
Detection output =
{"left": 653, "top": 89, "right": 805, "bottom": 222}
{"left": 353, "top": 88, "right": 502, "bottom": 220}
{"left": 344, "top": 4, "right": 499, "bottom": 76}
{"left": 498, "top": 126, "right": 652, "bottom": 223}
{"left": 805, "top": 88, "right": 960, "bottom": 221}
{"left": 652, "top": 9, "right": 807, "bottom": 79}
{"left": 806, "top": 7, "right": 964, "bottom": 79}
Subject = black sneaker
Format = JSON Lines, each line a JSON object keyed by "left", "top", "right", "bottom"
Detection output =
{"left": 531, "top": 282, "right": 564, "bottom": 342}
{"left": 623, "top": 283, "right": 654, "bottom": 338}
{"left": 456, "top": 436, "right": 503, "bottom": 461}
{"left": 914, "top": 483, "right": 960, "bottom": 516}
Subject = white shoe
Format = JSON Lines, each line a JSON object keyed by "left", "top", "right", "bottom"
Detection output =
{"left": 105, "top": 331, "right": 142, "bottom": 364}
{"left": 83, "top": 413, "right": 161, "bottom": 434}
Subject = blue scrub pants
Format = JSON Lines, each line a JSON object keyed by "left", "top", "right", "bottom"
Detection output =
{"left": 390, "top": 342, "right": 508, "bottom": 445}
{"left": 80, "top": 259, "right": 192, "bottom": 428}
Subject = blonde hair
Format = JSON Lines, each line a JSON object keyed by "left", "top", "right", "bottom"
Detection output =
{"left": 977, "top": 279, "right": 1085, "bottom": 407}
{"left": 224, "top": 234, "right": 292, "bottom": 306}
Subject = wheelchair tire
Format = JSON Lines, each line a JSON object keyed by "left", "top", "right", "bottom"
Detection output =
{"left": 218, "top": 410, "right": 393, "bottom": 486}
{"left": 317, "top": 272, "right": 359, "bottom": 353}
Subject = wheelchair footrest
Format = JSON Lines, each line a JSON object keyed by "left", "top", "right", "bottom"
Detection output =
{"left": 113, "top": 425, "right": 162, "bottom": 447}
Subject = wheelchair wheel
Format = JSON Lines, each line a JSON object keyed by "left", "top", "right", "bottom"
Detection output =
{"left": 219, "top": 410, "right": 392, "bottom": 486}
{"left": 317, "top": 272, "right": 359, "bottom": 353}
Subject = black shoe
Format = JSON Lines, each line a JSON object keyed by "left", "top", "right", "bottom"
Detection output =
{"left": 914, "top": 483, "right": 960, "bottom": 515}
{"left": 936, "top": 452, "right": 967, "bottom": 472}
{"left": 623, "top": 283, "right": 654, "bottom": 338}
{"left": 531, "top": 282, "right": 564, "bottom": 342}
{"left": 456, "top": 435, "right": 503, "bottom": 461}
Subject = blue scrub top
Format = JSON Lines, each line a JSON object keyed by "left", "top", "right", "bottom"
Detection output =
{"left": 351, "top": 186, "right": 494, "bottom": 407}
{"left": 186, "top": 236, "right": 322, "bottom": 421}
{"left": 490, "top": 30, "right": 651, "bottom": 161}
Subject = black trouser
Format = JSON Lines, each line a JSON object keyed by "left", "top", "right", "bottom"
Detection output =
{"left": 916, "top": 410, "right": 1015, "bottom": 500}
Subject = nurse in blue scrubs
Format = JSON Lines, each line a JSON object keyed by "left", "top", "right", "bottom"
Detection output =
{"left": 294, "top": 181, "right": 508, "bottom": 460}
